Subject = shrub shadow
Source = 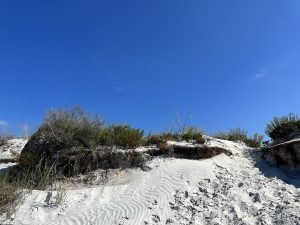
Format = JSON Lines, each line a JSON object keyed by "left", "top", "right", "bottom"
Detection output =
{"left": 249, "top": 150, "right": 300, "bottom": 189}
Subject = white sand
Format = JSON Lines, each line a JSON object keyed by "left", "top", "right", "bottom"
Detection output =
{"left": 0, "top": 139, "right": 27, "bottom": 159}
{"left": 1, "top": 138, "right": 300, "bottom": 225}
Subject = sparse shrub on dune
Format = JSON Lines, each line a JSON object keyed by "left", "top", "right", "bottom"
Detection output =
{"left": 227, "top": 128, "right": 248, "bottom": 142}
{"left": 144, "top": 134, "right": 166, "bottom": 146}
{"left": 244, "top": 133, "right": 264, "bottom": 148}
{"left": 214, "top": 128, "right": 263, "bottom": 148}
{"left": 181, "top": 127, "right": 205, "bottom": 144}
{"left": 19, "top": 106, "right": 147, "bottom": 179}
{"left": 161, "top": 132, "right": 179, "bottom": 142}
{"left": 212, "top": 132, "right": 230, "bottom": 141}
{"left": 144, "top": 127, "right": 205, "bottom": 146}
{"left": 144, "top": 132, "right": 179, "bottom": 146}
{"left": 38, "top": 106, "right": 104, "bottom": 149}
{"left": 262, "top": 113, "right": 300, "bottom": 170}
{"left": 265, "top": 113, "right": 300, "bottom": 142}
{"left": 99, "top": 125, "right": 144, "bottom": 148}
{"left": 20, "top": 107, "right": 145, "bottom": 168}
{"left": 19, "top": 106, "right": 104, "bottom": 167}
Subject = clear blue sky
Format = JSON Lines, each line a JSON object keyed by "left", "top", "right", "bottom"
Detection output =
{"left": 1, "top": 0, "right": 300, "bottom": 137}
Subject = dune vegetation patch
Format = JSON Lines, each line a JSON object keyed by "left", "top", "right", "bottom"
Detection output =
{"left": 145, "top": 126, "right": 205, "bottom": 146}
{"left": 262, "top": 113, "right": 300, "bottom": 172}
{"left": 0, "top": 173, "right": 22, "bottom": 223}
{"left": 213, "top": 128, "right": 264, "bottom": 148}
{"left": 0, "top": 106, "right": 237, "bottom": 221}
{"left": 19, "top": 107, "right": 145, "bottom": 170}
{"left": 0, "top": 159, "right": 60, "bottom": 222}
{"left": 17, "top": 106, "right": 232, "bottom": 180}
{"left": 265, "top": 113, "right": 300, "bottom": 143}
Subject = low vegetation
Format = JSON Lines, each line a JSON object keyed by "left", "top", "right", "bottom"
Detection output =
{"left": 34, "top": 106, "right": 104, "bottom": 149}
{"left": 145, "top": 127, "right": 205, "bottom": 146}
{"left": 213, "top": 128, "right": 264, "bottom": 148}
{"left": 181, "top": 126, "right": 205, "bottom": 144}
{"left": 99, "top": 125, "right": 144, "bottom": 148}
{"left": 4, "top": 106, "right": 284, "bottom": 220}
{"left": 265, "top": 113, "right": 300, "bottom": 142}
{"left": 53, "top": 188, "right": 68, "bottom": 207}
{"left": 19, "top": 107, "right": 145, "bottom": 168}
{"left": 144, "top": 132, "right": 178, "bottom": 146}
{"left": 0, "top": 160, "right": 59, "bottom": 222}
{"left": 0, "top": 173, "right": 22, "bottom": 222}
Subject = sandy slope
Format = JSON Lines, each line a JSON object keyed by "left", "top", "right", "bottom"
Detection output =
{"left": 1, "top": 139, "right": 300, "bottom": 225}
{"left": 0, "top": 139, "right": 27, "bottom": 159}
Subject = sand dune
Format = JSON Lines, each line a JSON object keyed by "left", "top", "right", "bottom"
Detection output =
{"left": 0, "top": 139, "right": 27, "bottom": 160}
{"left": 1, "top": 138, "right": 300, "bottom": 225}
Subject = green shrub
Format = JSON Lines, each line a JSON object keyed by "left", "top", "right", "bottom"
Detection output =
{"left": 38, "top": 106, "right": 104, "bottom": 149}
{"left": 212, "top": 132, "right": 230, "bottom": 141}
{"left": 99, "top": 125, "right": 144, "bottom": 148}
{"left": 161, "top": 132, "right": 179, "bottom": 142}
{"left": 182, "top": 127, "right": 205, "bottom": 144}
{"left": 32, "top": 107, "right": 144, "bottom": 150}
{"left": 144, "top": 128, "right": 204, "bottom": 146}
{"left": 214, "top": 128, "right": 263, "bottom": 148}
{"left": 144, "top": 132, "right": 180, "bottom": 146}
{"left": 144, "top": 134, "right": 165, "bottom": 146}
{"left": 244, "top": 133, "right": 264, "bottom": 148}
{"left": 214, "top": 128, "right": 248, "bottom": 142}
{"left": 265, "top": 113, "right": 300, "bottom": 141}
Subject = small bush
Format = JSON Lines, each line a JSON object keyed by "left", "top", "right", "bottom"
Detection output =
{"left": 144, "top": 135, "right": 165, "bottom": 146}
{"left": 161, "top": 132, "right": 179, "bottom": 142}
{"left": 40, "top": 107, "right": 144, "bottom": 149}
{"left": 212, "top": 132, "right": 230, "bottom": 141}
{"left": 244, "top": 133, "right": 264, "bottom": 148}
{"left": 41, "top": 106, "right": 104, "bottom": 149}
{"left": 181, "top": 127, "right": 205, "bottom": 143}
{"left": 265, "top": 113, "right": 300, "bottom": 141}
{"left": 20, "top": 106, "right": 105, "bottom": 167}
{"left": 181, "top": 127, "right": 205, "bottom": 144}
{"left": 144, "top": 132, "right": 179, "bottom": 146}
{"left": 144, "top": 128, "right": 204, "bottom": 146}
{"left": 99, "top": 125, "right": 144, "bottom": 148}
{"left": 214, "top": 128, "right": 263, "bottom": 148}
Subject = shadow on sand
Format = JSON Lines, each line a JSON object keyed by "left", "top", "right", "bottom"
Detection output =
{"left": 249, "top": 150, "right": 300, "bottom": 189}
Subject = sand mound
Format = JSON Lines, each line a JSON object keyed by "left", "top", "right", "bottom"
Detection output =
{"left": 1, "top": 138, "right": 300, "bottom": 225}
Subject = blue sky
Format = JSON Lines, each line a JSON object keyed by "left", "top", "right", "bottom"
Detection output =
{"left": 0, "top": 0, "right": 300, "bottom": 137}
